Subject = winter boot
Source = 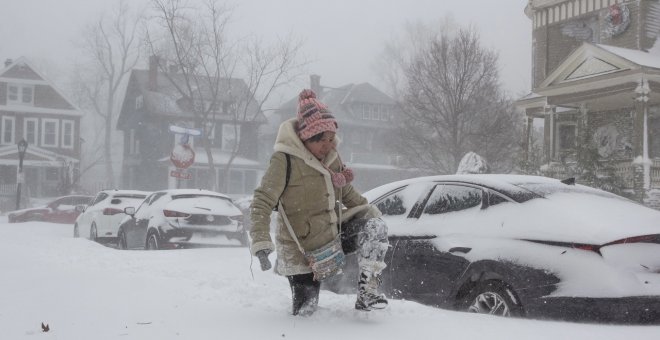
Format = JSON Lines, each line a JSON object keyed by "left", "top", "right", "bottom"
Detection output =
{"left": 355, "top": 271, "right": 388, "bottom": 311}
{"left": 288, "top": 273, "right": 320, "bottom": 316}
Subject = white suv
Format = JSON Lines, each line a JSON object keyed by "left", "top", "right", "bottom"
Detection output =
{"left": 74, "top": 189, "right": 150, "bottom": 243}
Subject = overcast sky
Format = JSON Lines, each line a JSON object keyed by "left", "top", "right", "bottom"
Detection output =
{"left": 0, "top": 0, "right": 532, "bottom": 106}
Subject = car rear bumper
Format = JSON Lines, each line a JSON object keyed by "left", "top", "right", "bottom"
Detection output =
{"left": 160, "top": 226, "right": 246, "bottom": 248}
{"left": 526, "top": 296, "right": 660, "bottom": 324}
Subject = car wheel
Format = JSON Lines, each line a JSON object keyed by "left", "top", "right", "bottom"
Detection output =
{"left": 461, "top": 280, "right": 523, "bottom": 317}
{"left": 117, "top": 230, "right": 127, "bottom": 250}
{"left": 146, "top": 231, "right": 159, "bottom": 250}
{"left": 73, "top": 224, "right": 80, "bottom": 238}
{"left": 90, "top": 223, "right": 98, "bottom": 242}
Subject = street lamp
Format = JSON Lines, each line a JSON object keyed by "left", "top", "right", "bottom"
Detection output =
{"left": 16, "top": 139, "right": 28, "bottom": 210}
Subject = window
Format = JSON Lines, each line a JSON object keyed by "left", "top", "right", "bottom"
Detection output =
{"left": 205, "top": 121, "right": 215, "bottom": 140}
{"left": 24, "top": 118, "right": 38, "bottom": 145}
{"left": 209, "top": 101, "right": 221, "bottom": 113}
{"left": 487, "top": 190, "right": 509, "bottom": 207}
{"left": 135, "top": 95, "right": 144, "bottom": 110}
{"left": 45, "top": 167, "right": 59, "bottom": 181}
{"left": 557, "top": 123, "right": 576, "bottom": 151}
{"left": 129, "top": 129, "right": 140, "bottom": 155}
{"left": 42, "top": 119, "right": 59, "bottom": 147}
{"left": 7, "top": 84, "right": 34, "bottom": 106}
{"left": 376, "top": 190, "right": 407, "bottom": 216}
{"left": 1, "top": 116, "right": 15, "bottom": 145}
{"left": 61, "top": 120, "right": 74, "bottom": 149}
{"left": 422, "top": 185, "right": 482, "bottom": 216}
{"left": 374, "top": 182, "right": 435, "bottom": 218}
{"left": 221, "top": 124, "right": 240, "bottom": 152}
{"left": 229, "top": 170, "right": 244, "bottom": 194}
{"left": 90, "top": 192, "right": 109, "bottom": 206}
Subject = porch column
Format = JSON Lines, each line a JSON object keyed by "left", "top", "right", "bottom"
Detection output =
{"left": 543, "top": 105, "right": 554, "bottom": 164}
{"left": 632, "top": 77, "right": 651, "bottom": 202}
{"left": 577, "top": 103, "right": 589, "bottom": 165}
{"left": 523, "top": 115, "right": 533, "bottom": 163}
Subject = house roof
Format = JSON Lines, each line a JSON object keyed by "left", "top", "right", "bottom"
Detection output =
{"left": 597, "top": 44, "right": 660, "bottom": 70}
{"left": 124, "top": 69, "right": 266, "bottom": 123}
{"left": 274, "top": 82, "right": 396, "bottom": 128}
{"left": 517, "top": 42, "right": 660, "bottom": 112}
{"left": 536, "top": 42, "right": 660, "bottom": 91}
{"left": 0, "top": 57, "right": 83, "bottom": 116}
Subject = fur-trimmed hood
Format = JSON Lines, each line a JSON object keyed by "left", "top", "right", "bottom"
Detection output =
{"left": 273, "top": 118, "right": 339, "bottom": 167}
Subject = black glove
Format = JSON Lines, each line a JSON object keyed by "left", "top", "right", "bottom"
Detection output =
{"left": 256, "top": 249, "right": 272, "bottom": 271}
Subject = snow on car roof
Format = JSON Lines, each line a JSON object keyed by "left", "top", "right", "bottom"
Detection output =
{"left": 156, "top": 189, "right": 231, "bottom": 200}
{"left": 363, "top": 174, "right": 561, "bottom": 202}
{"left": 102, "top": 189, "right": 151, "bottom": 197}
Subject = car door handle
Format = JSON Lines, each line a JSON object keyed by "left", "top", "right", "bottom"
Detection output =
{"left": 449, "top": 247, "right": 471, "bottom": 254}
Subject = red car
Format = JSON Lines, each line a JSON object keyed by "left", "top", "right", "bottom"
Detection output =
{"left": 7, "top": 195, "right": 93, "bottom": 224}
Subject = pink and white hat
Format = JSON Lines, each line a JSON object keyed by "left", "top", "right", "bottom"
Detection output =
{"left": 296, "top": 89, "right": 337, "bottom": 141}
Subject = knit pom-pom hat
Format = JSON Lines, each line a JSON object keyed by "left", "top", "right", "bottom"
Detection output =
{"left": 296, "top": 89, "right": 338, "bottom": 141}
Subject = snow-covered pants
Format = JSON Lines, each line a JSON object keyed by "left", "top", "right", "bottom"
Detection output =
{"left": 341, "top": 217, "right": 389, "bottom": 275}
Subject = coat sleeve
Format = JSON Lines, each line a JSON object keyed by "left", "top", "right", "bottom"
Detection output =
{"left": 249, "top": 152, "right": 287, "bottom": 256}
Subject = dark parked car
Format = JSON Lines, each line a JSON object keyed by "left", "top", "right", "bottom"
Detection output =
{"left": 7, "top": 195, "right": 93, "bottom": 224}
{"left": 117, "top": 189, "right": 247, "bottom": 250}
{"left": 324, "top": 174, "right": 660, "bottom": 324}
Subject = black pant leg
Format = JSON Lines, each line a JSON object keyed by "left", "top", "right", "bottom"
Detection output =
{"left": 287, "top": 273, "right": 320, "bottom": 315}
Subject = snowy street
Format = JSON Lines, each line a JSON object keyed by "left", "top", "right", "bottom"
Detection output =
{"left": 1, "top": 217, "right": 659, "bottom": 340}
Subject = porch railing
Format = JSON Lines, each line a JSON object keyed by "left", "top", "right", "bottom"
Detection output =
{"left": 613, "top": 159, "right": 660, "bottom": 189}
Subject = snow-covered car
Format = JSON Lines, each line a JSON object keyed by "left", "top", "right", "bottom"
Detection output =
{"left": 74, "top": 190, "right": 150, "bottom": 242}
{"left": 7, "top": 195, "right": 93, "bottom": 224}
{"left": 323, "top": 174, "right": 660, "bottom": 324}
{"left": 116, "top": 189, "right": 247, "bottom": 250}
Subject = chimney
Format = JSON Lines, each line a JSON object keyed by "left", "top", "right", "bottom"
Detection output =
{"left": 4, "top": 59, "right": 13, "bottom": 68}
{"left": 148, "top": 55, "right": 159, "bottom": 91}
{"left": 310, "top": 74, "right": 321, "bottom": 95}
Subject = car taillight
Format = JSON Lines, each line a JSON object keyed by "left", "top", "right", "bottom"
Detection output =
{"left": 572, "top": 243, "right": 600, "bottom": 252}
{"left": 103, "top": 208, "right": 123, "bottom": 215}
{"left": 605, "top": 234, "right": 660, "bottom": 246}
{"left": 163, "top": 210, "right": 191, "bottom": 218}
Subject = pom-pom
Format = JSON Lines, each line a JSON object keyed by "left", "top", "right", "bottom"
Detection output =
{"left": 299, "top": 89, "right": 316, "bottom": 101}
{"left": 330, "top": 167, "right": 354, "bottom": 188}
{"left": 331, "top": 172, "right": 347, "bottom": 188}
{"left": 341, "top": 167, "right": 354, "bottom": 183}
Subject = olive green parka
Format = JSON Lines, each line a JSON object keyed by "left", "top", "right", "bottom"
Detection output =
{"left": 249, "top": 118, "right": 378, "bottom": 276}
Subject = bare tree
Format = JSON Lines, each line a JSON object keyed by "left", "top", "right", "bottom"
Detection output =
{"left": 75, "top": 0, "right": 141, "bottom": 187}
{"left": 219, "top": 34, "right": 307, "bottom": 191}
{"left": 146, "top": 0, "right": 307, "bottom": 191}
{"left": 382, "top": 23, "right": 521, "bottom": 174}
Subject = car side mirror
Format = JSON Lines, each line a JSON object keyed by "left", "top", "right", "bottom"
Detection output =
{"left": 75, "top": 205, "right": 86, "bottom": 213}
{"left": 124, "top": 207, "right": 136, "bottom": 217}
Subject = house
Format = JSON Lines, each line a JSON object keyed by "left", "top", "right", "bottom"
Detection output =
{"left": 268, "top": 75, "right": 415, "bottom": 191}
{"left": 0, "top": 57, "right": 82, "bottom": 210}
{"left": 116, "top": 57, "right": 266, "bottom": 196}
{"left": 516, "top": 0, "right": 660, "bottom": 207}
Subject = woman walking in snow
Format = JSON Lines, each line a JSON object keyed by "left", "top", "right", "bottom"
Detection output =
{"left": 249, "top": 89, "right": 390, "bottom": 316}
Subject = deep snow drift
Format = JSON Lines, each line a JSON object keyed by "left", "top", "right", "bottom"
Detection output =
{"left": 0, "top": 217, "right": 659, "bottom": 339}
